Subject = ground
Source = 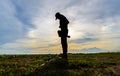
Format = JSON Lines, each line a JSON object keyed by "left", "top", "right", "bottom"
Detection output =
{"left": 0, "top": 53, "right": 120, "bottom": 76}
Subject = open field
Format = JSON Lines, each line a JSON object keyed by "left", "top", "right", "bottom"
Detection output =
{"left": 0, "top": 54, "right": 56, "bottom": 76}
{"left": 0, "top": 52, "right": 120, "bottom": 76}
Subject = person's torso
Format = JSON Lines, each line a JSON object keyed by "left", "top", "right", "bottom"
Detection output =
{"left": 59, "top": 15, "right": 69, "bottom": 30}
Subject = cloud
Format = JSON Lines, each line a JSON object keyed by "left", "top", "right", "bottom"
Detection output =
{"left": 70, "top": 37, "right": 98, "bottom": 44}
{"left": 0, "top": 0, "right": 120, "bottom": 54}
{"left": 71, "top": 32, "right": 99, "bottom": 44}
{"left": 0, "top": 0, "right": 29, "bottom": 44}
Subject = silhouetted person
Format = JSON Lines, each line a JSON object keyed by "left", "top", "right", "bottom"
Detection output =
{"left": 55, "top": 12, "right": 70, "bottom": 58}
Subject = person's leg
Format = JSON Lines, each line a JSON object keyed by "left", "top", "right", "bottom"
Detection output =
{"left": 61, "top": 37, "right": 68, "bottom": 58}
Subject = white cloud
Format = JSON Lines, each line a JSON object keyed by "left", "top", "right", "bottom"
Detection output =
{"left": 1, "top": 0, "right": 120, "bottom": 54}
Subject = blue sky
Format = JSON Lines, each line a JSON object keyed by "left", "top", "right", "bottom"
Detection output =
{"left": 0, "top": 0, "right": 120, "bottom": 54}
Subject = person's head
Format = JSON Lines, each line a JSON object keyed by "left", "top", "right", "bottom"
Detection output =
{"left": 55, "top": 12, "right": 61, "bottom": 20}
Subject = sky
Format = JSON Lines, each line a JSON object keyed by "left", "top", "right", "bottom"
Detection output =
{"left": 0, "top": 0, "right": 120, "bottom": 54}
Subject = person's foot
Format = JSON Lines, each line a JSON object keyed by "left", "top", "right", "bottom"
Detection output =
{"left": 62, "top": 54, "right": 68, "bottom": 59}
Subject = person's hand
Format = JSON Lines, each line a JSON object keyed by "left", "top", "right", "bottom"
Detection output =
{"left": 67, "top": 36, "right": 70, "bottom": 38}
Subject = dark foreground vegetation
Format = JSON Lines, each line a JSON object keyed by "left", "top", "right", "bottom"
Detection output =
{"left": 0, "top": 52, "right": 120, "bottom": 76}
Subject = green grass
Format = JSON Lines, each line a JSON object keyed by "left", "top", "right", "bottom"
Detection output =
{"left": 0, "top": 54, "right": 56, "bottom": 76}
{"left": 0, "top": 52, "right": 120, "bottom": 76}
{"left": 67, "top": 53, "right": 120, "bottom": 76}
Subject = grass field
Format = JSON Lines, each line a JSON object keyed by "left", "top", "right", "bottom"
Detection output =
{"left": 0, "top": 52, "right": 120, "bottom": 76}
{"left": 0, "top": 54, "right": 56, "bottom": 76}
